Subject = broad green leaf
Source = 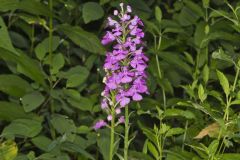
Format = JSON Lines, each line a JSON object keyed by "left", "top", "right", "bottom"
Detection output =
{"left": 128, "top": 0, "right": 151, "bottom": 19}
{"left": 0, "top": 0, "right": 50, "bottom": 16}
{"left": 20, "top": 0, "right": 50, "bottom": 16}
{"left": 0, "top": 48, "right": 47, "bottom": 87}
{"left": 35, "top": 36, "right": 61, "bottom": 60}
{"left": 61, "top": 142, "right": 95, "bottom": 160}
{"left": 0, "top": 17, "right": 18, "bottom": 55}
{"left": 36, "top": 153, "right": 70, "bottom": 160}
{"left": 50, "top": 53, "right": 65, "bottom": 74}
{"left": 77, "top": 126, "right": 91, "bottom": 134}
{"left": 21, "top": 91, "right": 45, "bottom": 112}
{"left": 59, "top": 66, "right": 89, "bottom": 87}
{"left": 164, "top": 108, "right": 196, "bottom": 119}
{"left": 216, "top": 70, "right": 230, "bottom": 96}
{"left": 0, "top": 74, "right": 32, "bottom": 97}
{"left": 159, "top": 52, "right": 192, "bottom": 74}
{"left": 178, "top": 7, "right": 199, "bottom": 26}
{"left": 165, "top": 128, "right": 184, "bottom": 137}
{"left": 0, "top": 101, "right": 40, "bottom": 121}
{"left": 57, "top": 24, "right": 105, "bottom": 54}
{"left": 66, "top": 74, "right": 87, "bottom": 88}
{"left": 220, "top": 153, "right": 240, "bottom": 160}
{"left": 82, "top": 2, "right": 104, "bottom": 24}
{"left": 0, "top": 140, "right": 18, "bottom": 160}
{"left": 31, "top": 136, "right": 52, "bottom": 152}
{"left": 128, "top": 150, "right": 155, "bottom": 160}
{"left": 67, "top": 96, "right": 94, "bottom": 111}
{"left": 183, "top": 0, "right": 204, "bottom": 17}
{"left": 194, "top": 22, "right": 207, "bottom": 47}
{"left": 2, "top": 119, "right": 42, "bottom": 138}
{"left": 50, "top": 114, "right": 76, "bottom": 134}
{"left": 17, "top": 52, "right": 47, "bottom": 87}
{"left": 0, "top": 0, "right": 18, "bottom": 11}
{"left": 147, "top": 141, "right": 159, "bottom": 159}
{"left": 9, "top": 31, "right": 29, "bottom": 49}
{"left": 100, "top": 0, "right": 110, "bottom": 5}
{"left": 155, "top": 6, "right": 162, "bottom": 23}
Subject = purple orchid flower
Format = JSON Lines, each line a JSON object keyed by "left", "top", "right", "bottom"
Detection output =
{"left": 94, "top": 3, "right": 148, "bottom": 130}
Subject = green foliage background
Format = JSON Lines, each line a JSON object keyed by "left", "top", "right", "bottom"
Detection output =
{"left": 1, "top": 0, "right": 240, "bottom": 159}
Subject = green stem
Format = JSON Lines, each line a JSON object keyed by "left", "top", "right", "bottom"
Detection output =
{"left": 155, "top": 35, "right": 166, "bottom": 110}
{"left": 109, "top": 111, "right": 115, "bottom": 160}
{"left": 30, "top": 25, "right": 35, "bottom": 56}
{"left": 182, "top": 120, "right": 188, "bottom": 151}
{"left": 124, "top": 105, "right": 129, "bottom": 160}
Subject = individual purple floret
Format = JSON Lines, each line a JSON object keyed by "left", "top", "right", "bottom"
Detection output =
{"left": 93, "top": 120, "right": 107, "bottom": 130}
{"left": 94, "top": 3, "right": 148, "bottom": 130}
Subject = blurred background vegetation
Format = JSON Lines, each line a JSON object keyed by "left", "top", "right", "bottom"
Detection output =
{"left": 1, "top": 0, "right": 240, "bottom": 159}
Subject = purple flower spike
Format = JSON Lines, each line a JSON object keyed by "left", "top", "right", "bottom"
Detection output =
{"left": 94, "top": 3, "right": 148, "bottom": 129}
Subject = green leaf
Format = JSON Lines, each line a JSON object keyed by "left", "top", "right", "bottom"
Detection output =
{"left": 208, "top": 140, "right": 219, "bottom": 156}
{"left": 202, "top": 65, "right": 209, "bottom": 84}
{"left": 31, "top": 136, "right": 52, "bottom": 152}
{"left": 0, "top": 48, "right": 47, "bottom": 87}
{"left": 2, "top": 119, "right": 42, "bottom": 138}
{"left": 21, "top": 91, "right": 45, "bottom": 112}
{"left": 0, "top": 101, "right": 40, "bottom": 121}
{"left": 0, "top": 0, "right": 18, "bottom": 12}
{"left": 212, "top": 48, "right": 234, "bottom": 64}
{"left": 100, "top": 0, "right": 110, "bottom": 5}
{"left": 159, "top": 52, "right": 192, "bottom": 75}
{"left": 165, "top": 128, "right": 184, "bottom": 137}
{"left": 0, "top": 140, "right": 18, "bottom": 160}
{"left": 82, "top": 2, "right": 104, "bottom": 23}
{"left": 219, "top": 154, "right": 240, "bottom": 160}
{"left": 216, "top": 70, "right": 230, "bottom": 96}
{"left": 0, "top": 0, "right": 50, "bottom": 16}
{"left": 67, "top": 96, "right": 94, "bottom": 111}
{"left": 183, "top": 0, "right": 204, "bottom": 17}
{"left": 59, "top": 66, "right": 89, "bottom": 88}
{"left": 61, "top": 142, "right": 95, "bottom": 160}
{"left": 77, "top": 126, "right": 91, "bottom": 134}
{"left": 147, "top": 141, "right": 159, "bottom": 159}
{"left": 66, "top": 74, "right": 87, "bottom": 88}
{"left": 0, "top": 17, "right": 18, "bottom": 55}
{"left": 164, "top": 108, "right": 196, "bottom": 119}
{"left": 0, "top": 74, "right": 32, "bottom": 97}
{"left": 202, "top": 0, "right": 210, "bottom": 8}
{"left": 155, "top": 6, "right": 162, "bottom": 23}
{"left": 35, "top": 36, "right": 60, "bottom": 60}
{"left": 17, "top": 52, "right": 47, "bottom": 87}
{"left": 9, "top": 31, "right": 29, "bottom": 49}
{"left": 57, "top": 24, "right": 105, "bottom": 54}
{"left": 198, "top": 84, "right": 207, "bottom": 102}
{"left": 50, "top": 53, "right": 65, "bottom": 74}
{"left": 50, "top": 114, "right": 76, "bottom": 134}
